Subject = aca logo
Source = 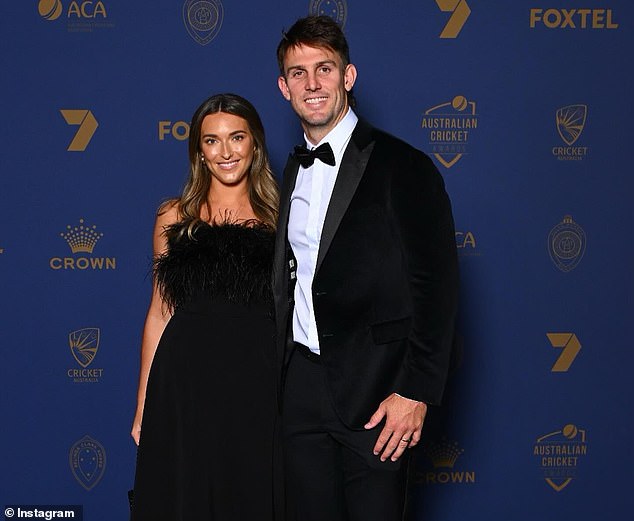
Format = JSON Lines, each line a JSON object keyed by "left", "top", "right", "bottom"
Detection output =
{"left": 546, "top": 332, "right": 582, "bottom": 372}
{"left": 39, "top": 0, "right": 63, "bottom": 20}
{"left": 436, "top": 0, "right": 471, "bottom": 38}
{"left": 49, "top": 218, "right": 116, "bottom": 271}
{"left": 552, "top": 105, "right": 589, "bottom": 160}
{"left": 309, "top": 0, "right": 347, "bottom": 28}
{"left": 455, "top": 231, "right": 480, "bottom": 257}
{"left": 60, "top": 110, "right": 98, "bottom": 152}
{"left": 417, "top": 437, "right": 475, "bottom": 484}
{"left": 422, "top": 95, "right": 478, "bottom": 169}
{"left": 530, "top": 8, "right": 618, "bottom": 29}
{"left": 548, "top": 215, "right": 586, "bottom": 272}
{"left": 159, "top": 120, "right": 190, "bottom": 141}
{"left": 39, "top": 0, "right": 107, "bottom": 19}
{"left": 69, "top": 435, "right": 107, "bottom": 491}
{"left": 67, "top": 328, "right": 104, "bottom": 383}
{"left": 38, "top": 1, "right": 113, "bottom": 32}
{"left": 183, "top": 0, "right": 223, "bottom": 45}
{"left": 533, "top": 424, "right": 587, "bottom": 491}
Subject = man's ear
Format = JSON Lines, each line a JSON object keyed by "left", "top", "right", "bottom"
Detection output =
{"left": 344, "top": 64, "right": 357, "bottom": 92}
{"left": 278, "top": 76, "right": 291, "bottom": 101}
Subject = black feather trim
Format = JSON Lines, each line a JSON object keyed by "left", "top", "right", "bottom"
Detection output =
{"left": 154, "top": 221, "right": 274, "bottom": 311}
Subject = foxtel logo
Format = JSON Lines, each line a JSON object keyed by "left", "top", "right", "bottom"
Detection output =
{"left": 530, "top": 8, "right": 618, "bottom": 29}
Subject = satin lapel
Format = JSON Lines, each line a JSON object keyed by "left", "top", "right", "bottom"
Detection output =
{"left": 316, "top": 122, "right": 375, "bottom": 274}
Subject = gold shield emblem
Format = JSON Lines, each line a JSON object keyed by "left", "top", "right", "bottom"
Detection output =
{"left": 69, "top": 328, "right": 100, "bottom": 368}
{"left": 556, "top": 104, "right": 587, "bottom": 146}
{"left": 183, "top": 0, "right": 223, "bottom": 46}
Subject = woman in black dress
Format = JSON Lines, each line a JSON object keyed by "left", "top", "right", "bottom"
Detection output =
{"left": 130, "top": 93, "right": 280, "bottom": 520}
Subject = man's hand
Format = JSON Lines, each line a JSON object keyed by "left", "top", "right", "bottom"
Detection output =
{"left": 364, "top": 393, "right": 427, "bottom": 462}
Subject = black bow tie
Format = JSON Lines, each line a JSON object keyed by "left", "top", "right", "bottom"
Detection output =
{"left": 293, "top": 143, "right": 336, "bottom": 168}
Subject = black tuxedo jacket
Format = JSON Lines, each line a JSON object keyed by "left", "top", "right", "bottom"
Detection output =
{"left": 273, "top": 119, "right": 459, "bottom": 429}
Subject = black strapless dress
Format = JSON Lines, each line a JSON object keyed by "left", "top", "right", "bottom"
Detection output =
{"left": 131, "top": 222, "right": 278, "bottom": 521}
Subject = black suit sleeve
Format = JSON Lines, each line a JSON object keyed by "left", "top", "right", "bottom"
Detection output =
{"left": 390, "top": 149, "right": 459, "bottom": 405}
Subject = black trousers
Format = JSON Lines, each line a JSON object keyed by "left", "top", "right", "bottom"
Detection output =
{"left": 282, "top": 346, "right": 410, "bottom": 521}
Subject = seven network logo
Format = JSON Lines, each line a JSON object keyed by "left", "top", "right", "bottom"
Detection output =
{"left": 61, "top": 109, "right": 98, "bottom": 151}
{"left": 436, "top": 0, "right": 471, "bottom": 38}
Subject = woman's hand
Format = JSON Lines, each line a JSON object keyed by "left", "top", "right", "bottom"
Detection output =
{"left": 131, "top": 412, "right": 143, "bottom": 446}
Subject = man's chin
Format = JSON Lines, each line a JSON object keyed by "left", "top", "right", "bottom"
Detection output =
{"left": 300, "top": 115, "right": 332, "bottom": 129}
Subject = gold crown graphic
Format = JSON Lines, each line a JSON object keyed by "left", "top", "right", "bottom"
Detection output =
{"left": 425, "top": 439, "right": 464, "bottom": 469}
{"left": 60, "top": 219, "right": 103, "bottom": 254}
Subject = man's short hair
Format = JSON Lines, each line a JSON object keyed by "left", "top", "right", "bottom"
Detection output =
{"left": 276, "top": 15, "right": 351, "bottom": 76}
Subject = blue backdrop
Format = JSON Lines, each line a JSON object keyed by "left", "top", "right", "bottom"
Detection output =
{"left": 1, "top": 1, "right": 633, "bottom": 520}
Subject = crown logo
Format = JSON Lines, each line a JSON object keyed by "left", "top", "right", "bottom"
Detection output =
{"left": 60, "top": 219, "right": 103, "bottom": 254}
{"left": 425, "top": 438, "right": 464, "bottom": 468}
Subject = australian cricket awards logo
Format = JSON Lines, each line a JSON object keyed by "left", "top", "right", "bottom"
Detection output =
{"left": 417, "top": 437, "right": 475, "bottom": 485}
{"left": 69, "top": 435, "right": 107, "bottom": 491}
{"left": 67, "top": 328, "right": 103, "bottom": 383}
{"left": 548, "top": 215, "right": 586, "bottom": 272}
{"left": 552, "top": 105, "right": 588, "bottom": 160}
{"left": 422, "top": 95, "right": 478, "bottom": 169}
{"left": 183, "top": 0, "right": 223, "bottom": 45}
{"left": 50, "top": 218, "right": 116, "bottom": 271}
{"left": 533, "top": 424, "right": 587, "bottom": 491}
{"left": 309, "top": 0, "right": 347, "bottom": 28}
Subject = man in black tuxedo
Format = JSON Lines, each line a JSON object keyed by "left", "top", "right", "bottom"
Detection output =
{"left": 273, "top": 15, "right": 459, "bottom": 521}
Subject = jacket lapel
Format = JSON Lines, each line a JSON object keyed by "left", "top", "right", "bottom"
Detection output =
{"left": 316, "top": 121, "right": 375, "bottom": 274}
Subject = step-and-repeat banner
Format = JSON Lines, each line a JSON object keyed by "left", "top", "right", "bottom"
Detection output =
{"left": 1, "top": 1, "right": 632, "bottom": 520}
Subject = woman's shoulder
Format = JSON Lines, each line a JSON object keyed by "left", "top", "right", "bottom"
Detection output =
{"left": 156, "top": 199, "right": 181, "bottom": 226}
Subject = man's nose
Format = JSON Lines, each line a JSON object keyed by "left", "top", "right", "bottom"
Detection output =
{"left": 305, "top": 71, "right": 321, "bottom": 91}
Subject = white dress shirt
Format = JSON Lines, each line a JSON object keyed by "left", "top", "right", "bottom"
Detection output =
{"left": 288, "top": 108, "right": 358, "bottom": 354}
